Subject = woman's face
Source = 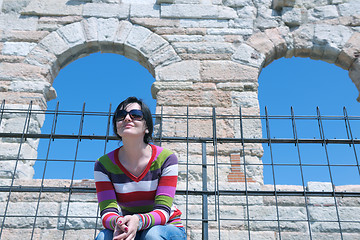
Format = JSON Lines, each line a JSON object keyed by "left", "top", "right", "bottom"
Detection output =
{"left": 116, "top": 103, "right": 147, "bottom": 141}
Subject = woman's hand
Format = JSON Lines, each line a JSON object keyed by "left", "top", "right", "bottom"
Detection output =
{"left": 113, "top": 215, "right": 139, "bottom": 240}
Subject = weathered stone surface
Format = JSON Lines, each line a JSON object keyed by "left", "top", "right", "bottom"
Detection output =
{"left": 2, "top": 30, "right": 49, "bottom": 42}
{"left": 39, "top": 31, "right": 69, "bottom": 57}
{"left": 201, "top": 60, "right": 259, "bottom": 82}
{"left": 155, "top": 60, "right": 201, "bottom": 82}
{"left": 336, "top": 32, "right": 360, "bottom": 70}
{"left": 156, "top": 89, "right": 232, "bottom": 107}
{"left": 282, "top": 7, "right": 307, "bottom": 27}
{"left": 312, "top": 24, "right": 353, "bottom": 63}
{"left": 130, "top": 4, "right": 160, "bottom": 18}
{"left": 232, "top": 43, "right": 266, "bottom": 68}
{"left": 0, "top": 14, "right": 38, "bottom": 31}
{"left": 22, "top": 0, "right": 83, "bottom": 16}
{"left": 161, "top": 4, "right": 237, "bottom": 19}
{"left": 2, "top": 42, "right": 37, "bottom": 56}
{"left": 58, "top": 202, "right": 99, "bottom": 229}
{"left": 308, "top": 5, "right": 338, "bottom": 21}
{"left": 0, "top": 62, "right": 49, "bottom": 82}
{"left": 83, "top": 3, "right": 129, "bottom": 19}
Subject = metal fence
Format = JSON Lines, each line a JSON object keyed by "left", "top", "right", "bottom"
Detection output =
{"left": 0, "top": 100, "right": 359, "bottom": 239}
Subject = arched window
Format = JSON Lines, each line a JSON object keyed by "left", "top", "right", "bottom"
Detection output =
{"left": 258, "top": 57, "right": 360, "bottom": 186}
{"left": 34, "top": 53, "right": 155, "bottom": 179}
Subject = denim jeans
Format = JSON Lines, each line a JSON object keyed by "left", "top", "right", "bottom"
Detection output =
{"left": 95, "top": 224, "right": 186, "bottom": 240}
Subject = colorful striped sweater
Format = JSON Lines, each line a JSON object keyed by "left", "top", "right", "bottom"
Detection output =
{"left": 94, "top": 144, "right": 183, "bottom": 231}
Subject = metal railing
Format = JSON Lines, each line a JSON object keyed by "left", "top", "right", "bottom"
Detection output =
{"left": 0, "top": 100, "right": 359, "bottom": 239}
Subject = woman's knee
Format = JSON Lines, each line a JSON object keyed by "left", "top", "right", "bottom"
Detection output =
{"left": 139, "top": 225, "right": 186, "bottom": 240}
{"left": 95, "top": 229, "right": 113, "bottom": 240}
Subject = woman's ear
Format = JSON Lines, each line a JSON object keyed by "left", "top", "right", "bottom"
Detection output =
{"left": 145, "top": 129, "right": 149, "bottom": 134}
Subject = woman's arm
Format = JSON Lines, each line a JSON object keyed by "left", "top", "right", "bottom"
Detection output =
{"left": 94, "top": 159, "right": 122, "bottom": 230}
{"left": 136, "top": 153, "right": 179, "bottom": 230}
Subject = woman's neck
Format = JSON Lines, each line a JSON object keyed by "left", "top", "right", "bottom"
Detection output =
{"left": 120, "top": 138, "right": 150, "bottom": 167}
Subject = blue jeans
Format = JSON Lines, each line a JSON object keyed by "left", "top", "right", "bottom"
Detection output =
{"left": 95, "top": 224, "right": 186, "bottom": 240}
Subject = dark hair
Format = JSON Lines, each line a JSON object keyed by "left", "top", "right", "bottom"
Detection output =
{"left": 112, "top": 97, "right": 153, "bottom": 144}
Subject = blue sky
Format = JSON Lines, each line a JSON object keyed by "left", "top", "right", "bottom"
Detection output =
{"left": 34, "top": 52, "right": 360, "bottom": 186}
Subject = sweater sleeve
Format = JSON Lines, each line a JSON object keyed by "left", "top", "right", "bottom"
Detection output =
{"left": 137, "top": 153, "right": 178, "bottom": 230}
{"left": 94, "top": 159, "right": 121, "bottom": 230}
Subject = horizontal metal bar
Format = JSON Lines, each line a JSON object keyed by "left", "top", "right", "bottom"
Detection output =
{"left": 1, "top": 132, "right": 359, "bottom": 144}
{"left": 0, "top": 186, "right": 359, "bottom": 197}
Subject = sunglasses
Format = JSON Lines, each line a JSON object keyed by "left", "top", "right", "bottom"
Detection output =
{"left": 115, "top": 109, "right": 144, "bottom": 121}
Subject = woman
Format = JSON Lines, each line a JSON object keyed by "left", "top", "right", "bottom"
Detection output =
{"left": 94, "top": 97, "right": 186, "bottom": 240}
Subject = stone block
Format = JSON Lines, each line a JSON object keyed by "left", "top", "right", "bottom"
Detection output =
{"left": 308, "top": 5, "right": 339, "bottom": 21}
{"left": 293, "top": 24, "right": 314, "bottom": 57}
{"left": 248, "top": 205, "right": 308, "bottom": 231}
{"left": 83, "top": 3, "right": 130, "bottom": 19}
{"left": 160, "top": 4, "right": 237, "bottom": 19}
{"left": 130, "top": 18, "right": 180, "bottom": 28}
{"left": 22, "top": 0, "right": 83, "bottom": 16}
{"left": 229, "top": 18, "right": 254, "bottom": 29}
{"left": 25, "top": 45, "right": 58, "bottom": 72}
{"left": 156, "top": 89, "right": 232, "bottom": 107}
{"left": 3, "top": 30, "right": 49, "bottom": 42}
{"left": 0, "top": 14, "right": 38, "bottom": 31}
{"left": 264, "top": 28, "right": 287, "bottom": 59}
{"left": 246, "top": 31, "right": 275, "bottom": 64}
{"left": 39, "top": 31, "right": 69, "bottom": 57}
{"left": 338, "top": 2, "right": 360, "bottom": 17}
{"left": 151, "top": 81, "right": 193, "bottom": 98}
{"left": 1, "top": 0, "right": 30, "bottom": 14}
{"left": 140, "top": 33, "right": 169, "bottom": 58}
{"left": 0, "top": 159, "right": 35, "bottom": 179}
{"left": 336, "top": 32, "right": 360, "bottom": 70}
{"left": 223, "top": 0, "right": 254, "bottom": 7}
{"left": 124, "top": 24, "right": 153, "bottom": 54}
{"left": 2, "top": 42, "right": 37, "bottom": 57}
{"left": 147, "top": 44, "right": 181, "bottom": 68}
{"left": 232, "top": 43, "right": 265, "bottom": 69}
{"left": 312, "top": 24, "right": 353, "bottom": 63}
{"left": 172, "top": 42, "right": 234, "bottom": 55}
{"left": 130, "top": 4, "right": 160, "bottom": 18}
{"left": 282, "top": 7, "right": 307, "bottom": 27}
{"left": 207, "top": 28, "right": 253, "bottom": 35}
{"left": 201, "top": 60, "right": 259, "bottom": 82}
{"left": 0, "top": 62, "right": 49, "bottom": 82}
{"left": 180, "top": 19, "right": 228, "bottom": 28}
{"left": 155, "top": 60, "right": 201, "bottom": 81}
{"left": 1, "top": 201, "right": 59, "bottom": 228}
{"left": 112, "top": 20, "right": 133, "bottom": 44}
{"left": 58, "top": 202, "right": 99, "bottom": 229}
{"left": 231, "top": 91, "right": 259, "bottom": 108}
{"left": 57, "top": 22, "right": 86, "bottom": 49}
{"left": 349, "top": 62, "right": 360, "bottom": 102}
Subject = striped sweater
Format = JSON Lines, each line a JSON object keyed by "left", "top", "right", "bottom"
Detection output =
{"left": 94, "top": 144, "right": 183, "bottom": 231}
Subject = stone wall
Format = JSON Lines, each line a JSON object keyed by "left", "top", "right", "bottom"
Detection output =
{"left": 0, "top": 0, "right": 360, "bottom": 239}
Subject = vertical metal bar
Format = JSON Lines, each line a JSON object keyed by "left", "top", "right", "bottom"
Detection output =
{"left": 264, "top": 107, "right": 282, "bottom": 240}
{"left": 202, "top": 142, "right": 208, "bottom": 240}
{"left": 94, "top": 103, "right": 113, "bottom": 239}
{"left": 0, "top": 101, "right": 33, "bottom": 239}
{"left": 316, "top": 107, "right": 343, "bottom": 240}
{"left": 62, "top": 103, "right": 86, "bottom": 240}
{"left": 0, "top": 99, "right": 5, "bottom": 127}
{"left": 212, "top": 107, "right": 221, "bottom": 240}
{"left": 239, "top": 107, "right": 251, "bottom": 240}
{"left": 31, "top": 102, "right": 60, "bottom": 240}
{"left": 290, "top": 107, "right": 312, "bottom": 239}
{"left": 343, "top": 107, "right": 360, "bottom": 176}
{"left": 159, "top": 106, "right": 163, "bottom": 147}
{"left": 185, "top": 106, "right": 189, "bottom": 233}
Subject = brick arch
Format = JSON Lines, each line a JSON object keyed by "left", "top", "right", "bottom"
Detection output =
{"left": 232, "top": 25, "right": 360, "bottom": 102}
{"left": 24, "top": 18, "right": 181, "bottom": 102}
